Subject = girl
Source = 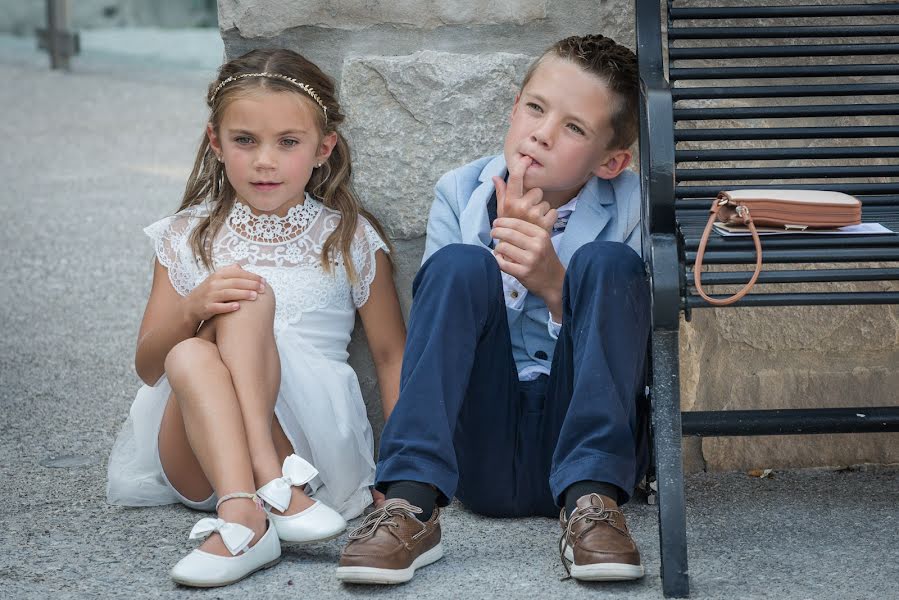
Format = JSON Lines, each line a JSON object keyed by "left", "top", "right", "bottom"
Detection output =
{"left": 106, "top": 48, "right": 405, "bottom": 587}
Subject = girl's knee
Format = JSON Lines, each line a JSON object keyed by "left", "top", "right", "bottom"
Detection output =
{"left": 164, "top": 338, "right": 220, "bottom": 382}
{"left": 218, "top": 282, "right": 276, "bottom": 326}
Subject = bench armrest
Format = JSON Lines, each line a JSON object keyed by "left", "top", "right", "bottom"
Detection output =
{"left": 636, "top": 0, "right": 682, "bottom": 330}
{"left": 636, "top": 0, "right": 677, "bottom": 240}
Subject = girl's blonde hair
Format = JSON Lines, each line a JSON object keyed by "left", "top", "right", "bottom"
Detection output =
{"left": 179, "top": 48, "right": 391, "bottom": 283}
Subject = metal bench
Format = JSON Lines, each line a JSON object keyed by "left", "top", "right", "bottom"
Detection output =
{"left": 635, "top": 1, "right": 899, "bottom": 596}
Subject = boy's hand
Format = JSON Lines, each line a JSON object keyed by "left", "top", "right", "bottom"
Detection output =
{"left": 492, "top": 155, "right": 557, "bottom": 231}
{"left": 183, "top": 263, "right": 266, "bottom": 323}
{"left": 492, "top": 217, "right": 565, "bottom": 321}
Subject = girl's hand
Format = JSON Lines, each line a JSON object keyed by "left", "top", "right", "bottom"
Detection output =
{"left": 183, "top": 263, "right": 267, "bottom": 323}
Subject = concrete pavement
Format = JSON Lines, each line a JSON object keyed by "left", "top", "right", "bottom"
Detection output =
{"left": 1, "top": 29, "right": 897, "bottom": 600}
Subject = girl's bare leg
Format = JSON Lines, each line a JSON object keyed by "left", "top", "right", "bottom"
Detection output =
{"left": 161, "top": 338, "right": 266, "bottom": 558}
{"left": 209, "top": 284, "right": 315, "bottom": 514}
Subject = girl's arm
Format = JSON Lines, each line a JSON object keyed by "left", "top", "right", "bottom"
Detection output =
{"left": 357, "top": 250, "right": 406, "bottom": 421}
{"left": 135, "top": 259, "right": 200, "bottom": 386}
{"left": 135, "top": 260, "right": 265, "bottom": 385}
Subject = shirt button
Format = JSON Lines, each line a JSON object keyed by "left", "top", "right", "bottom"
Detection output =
{"left": 535, "top": 350, "right": 548, "bottom": 360}
{"left": 510, "top": 290, "right": 519, "bottom": 299}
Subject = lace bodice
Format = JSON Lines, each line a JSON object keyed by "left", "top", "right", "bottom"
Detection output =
{"left": 145, "top": 195, "right": 388, "bottom": 329}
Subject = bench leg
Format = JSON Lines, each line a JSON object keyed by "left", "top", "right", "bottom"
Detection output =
{"left": 651, "top": 329, "right": 689, "bottom": 597}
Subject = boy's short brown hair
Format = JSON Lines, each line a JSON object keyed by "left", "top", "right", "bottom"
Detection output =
{"left": 521, "top": 34, "right": 638, "bottom": 151}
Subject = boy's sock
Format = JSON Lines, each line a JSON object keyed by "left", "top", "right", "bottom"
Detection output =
{"left": 564, "top": 480, "right": 624, "bottom": 518}
{"left": 384, "top": 481, "right": 438, "bottom": 521}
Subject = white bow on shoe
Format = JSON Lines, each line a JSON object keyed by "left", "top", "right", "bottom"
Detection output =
{"left": 189, "top": 518, "right": 254, "bottom": 555}
{"left": 256, "top": 454, "right": 347, "bottom": 544}
{"left": 256, "top": 454, "right": 319, "bottom": 512}
{"left": 170, "top": 516, "right": 281, "bottom": 588}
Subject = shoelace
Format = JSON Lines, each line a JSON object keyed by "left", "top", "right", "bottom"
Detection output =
{"left": 347, "top": 499, "right": 421, "bottom": 540}
{"left": 558, "top": 494, "right": 626, "bottom": 579}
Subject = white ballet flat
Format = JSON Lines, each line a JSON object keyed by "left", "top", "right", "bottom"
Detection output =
{"left": 170, "top": 516, "right": 281, "bottom": 587}
{"left": 256, "top": 454, "right": 347, "bottom": 544}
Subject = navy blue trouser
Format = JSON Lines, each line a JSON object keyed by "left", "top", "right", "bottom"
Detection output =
{"left": 375, "top": 241, "right": 651, "bottom": 518}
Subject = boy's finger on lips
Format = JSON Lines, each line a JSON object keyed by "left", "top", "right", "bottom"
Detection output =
{"left": 508, "top": 157, "right": 530, "bottom": 197}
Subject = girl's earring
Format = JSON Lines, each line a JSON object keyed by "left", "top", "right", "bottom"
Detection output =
{"left": 312, "top": 162, "right": 331, "bottom": 196}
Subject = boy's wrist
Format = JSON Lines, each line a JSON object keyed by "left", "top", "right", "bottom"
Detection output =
{"left": 537, "top": 268, "right": 565, "bottom": 322}
{"left": 545, "top": 290, "right": 563, "bottom": 323}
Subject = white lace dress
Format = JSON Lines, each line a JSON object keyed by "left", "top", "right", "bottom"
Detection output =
{"left": 107, "top": 195, "right": 386, "bottom": 519}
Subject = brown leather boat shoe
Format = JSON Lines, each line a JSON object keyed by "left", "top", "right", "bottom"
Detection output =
{"left": 336, "top": 499, "right": 442, "bottom": 584}
{"left": 559, "top": 493, "right": 644, "bottom": 581}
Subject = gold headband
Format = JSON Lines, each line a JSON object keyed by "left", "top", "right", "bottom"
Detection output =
{"left": 208, "top": 72, "right": 328, "bottom": 122}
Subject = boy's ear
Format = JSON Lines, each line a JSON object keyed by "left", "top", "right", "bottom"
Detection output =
{"left": 593, "top": 147, "right": 633, "bottom": 180}
{"left": 316, "top": 131, "right": 338, "bottom": 163}
{"left": 206, "top": 123, "right": 222, "bottom": 156}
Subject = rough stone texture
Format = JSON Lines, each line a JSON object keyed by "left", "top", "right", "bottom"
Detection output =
{"left": 219, "top": 0, "right": 548, "bottom": 37}
{"left": 220, "top": 1, "right": 635, "bottom": 80}
{"left": 343, "top": 51, "right": 531, "bottom": 240}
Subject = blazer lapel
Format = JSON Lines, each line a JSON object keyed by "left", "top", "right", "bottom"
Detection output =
{"left": 459, "top": 155, "right": 507, "bottom": 248}
{"left": 556, "top": 177, "right": 613, "bottom": 267}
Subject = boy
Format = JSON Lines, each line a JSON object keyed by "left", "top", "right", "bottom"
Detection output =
{"left": 337, "top": 34, "right": 649, "bottom": 584}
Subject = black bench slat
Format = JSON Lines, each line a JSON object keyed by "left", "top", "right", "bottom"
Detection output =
{"left": 674, "top": 103, "right": 899, "bottom": 121}
{"left": 685, "top": 248, "right": 899, "bottom": 264}
{"left": 682, "top": 235, "right": 899, "bottom": 253}
{"left": 674, "top": 125, "right": 899, "bottom": 142}
{"left": 668, "top": 64, "right": 899, "bottom": 83}
{"left": 669, "top": 25, "right": 899, "bottom": 40}
{"left": 669, "top": 43, "right": 899, "bottom": 61}
{"left": 676, "top": 146, "right": 899, "bottom": 162}
{"left": 670, "top": 63, "right": 899, "bottom": 81}
{"left": 676, "top": 183, "right": 899, "bottom": 197}
{"left": 669, "top": 4, "right": 899, "bottom": 20}
{"left": 683, "top": 236, "right": 899, "bottom": 253}
{"left": 686, "top": 268, "right": 899, "bottom": 285}
{"left": 681, "top": 407, "right": 899, "bottom": 436}
{"left": 671, "top": 83, "right": 899, "bottom": 100}
{"left": 685, "top": 291, "right": 899, "bottom": 307}
{"left": 677, "top": 165, "right": 899, "bottom": 181}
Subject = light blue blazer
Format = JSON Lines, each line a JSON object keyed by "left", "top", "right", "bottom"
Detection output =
{"left": 422, "top": 154, "right": 643, "bottom": 374}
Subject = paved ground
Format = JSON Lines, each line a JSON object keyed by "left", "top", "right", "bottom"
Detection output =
{"left": 1, "top": 29, "right": 898, "bottom": 600}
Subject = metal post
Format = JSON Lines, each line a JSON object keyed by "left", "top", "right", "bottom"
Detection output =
{"left": 651, "top": 329, "right": 689, "bottom": 597}
{"left": 38, "top": 0, "right": 79, "bottom": 70}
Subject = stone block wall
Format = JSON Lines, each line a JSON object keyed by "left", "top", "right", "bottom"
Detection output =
{"left": 218, "top": 0, "right": 898, "bottom": 471}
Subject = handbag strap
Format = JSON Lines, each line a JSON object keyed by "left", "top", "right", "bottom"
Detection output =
{"left": 693, "top": 198, "right": 763, "bottom": 306}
